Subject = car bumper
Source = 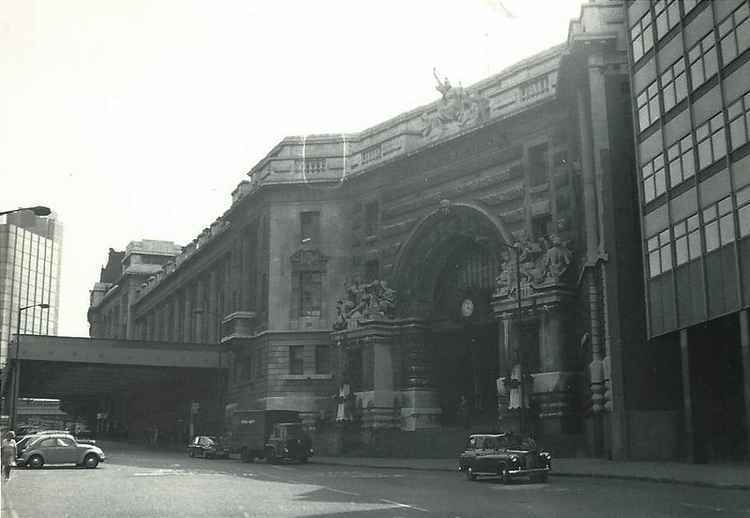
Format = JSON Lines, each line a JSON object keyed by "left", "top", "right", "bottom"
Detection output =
{"left": 506, "top": 466, "right": 549, "bottom": 477}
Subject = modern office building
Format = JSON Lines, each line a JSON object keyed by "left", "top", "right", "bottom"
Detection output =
{"left": 89, "top": 0, "right": 664, "bottom": 459}
{"left": 0, "top": 211, "right": 62, "bottom": 366}
{"left": 625, "top": 0, "right": 750, "bottom": 462}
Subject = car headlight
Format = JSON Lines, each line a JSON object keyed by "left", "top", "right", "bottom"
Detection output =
{"left": 283, "top": 448, "right": 289, "bottom": 454}
{"left": 540, "top": 452, "right": 552, "bottom": 460}
{"left": 510, "top": 455, "right": 519, "bottom": 464}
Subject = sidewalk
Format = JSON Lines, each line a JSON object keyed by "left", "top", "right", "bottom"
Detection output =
{"left": 312, "top": 456, "right": 750, "bottom": 490}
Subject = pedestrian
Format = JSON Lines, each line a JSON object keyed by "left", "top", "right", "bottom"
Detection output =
{"left": 1, "top": 431, "right": 18, "bottom": 481}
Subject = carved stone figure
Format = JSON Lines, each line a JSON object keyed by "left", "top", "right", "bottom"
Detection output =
{"left": 332, "top": 279, "right": 398, "bottom": 329}
{"left": 422, "top": 68, "right": 491, "bottom": 138}
{"left": 544, "top": 234, "right": 572, "bottom": 282}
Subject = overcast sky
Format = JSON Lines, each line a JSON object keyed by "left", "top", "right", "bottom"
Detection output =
{"left": 2, "top": 0, "right": 586, "bottom": 337}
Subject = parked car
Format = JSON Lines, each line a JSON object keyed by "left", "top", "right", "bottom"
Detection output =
{"left": 188, "top": 436, "right": 230, "bottom": 459}
{"left": 458, "top": 433, "right": 551, "bottom": 483}
{"left": 263, "top": 422, "right": 314, "bottom": 464}
{"left": 18, "top": 433, "right": 105, "bottom": 469}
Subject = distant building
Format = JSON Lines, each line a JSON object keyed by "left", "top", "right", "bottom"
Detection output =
{"left": 88, "top": 240, "right": 182, "bottom": 339}
{"left": 0, "top": 211, "right": 62, "bottom": 366}
{"left": 625, "top": 0, "right": 750, "bottom": 462}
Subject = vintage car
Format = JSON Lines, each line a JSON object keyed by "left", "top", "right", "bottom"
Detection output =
{"left": 19, "top": 433, "right": 105, "bottom": 468}
{"left": 458, "top": 433, "right": 551, "bottom": 483}
{"left": 188, "top": 435, "right": 231, "bottom": 459}
{"left": 264, "top": 422, "right": 314, "bottom": 463}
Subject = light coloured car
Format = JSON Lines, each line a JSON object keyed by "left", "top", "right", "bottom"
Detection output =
{"left": 19, "top": 433, "right": 105, "bottom": 469}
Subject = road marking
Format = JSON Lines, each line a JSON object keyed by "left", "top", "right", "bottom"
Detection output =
{"left": 379, "top": 498, "right": 429, "bottom": 513}
{"left": 681, "top": 502, "right": 724, "bottom": 512}
{"left": 322, "top": 487, "right": 360, "bottom": 496}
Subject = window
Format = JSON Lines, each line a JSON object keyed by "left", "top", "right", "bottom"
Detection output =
{"left": 365, "top": 201, "right": 379, "bottom": 236}
{"left": 299, "top": 271, "right": 322, "bottom": 317}
{"left": 289, "top": 345, "right": 304, "bottom": 375}
{"left": 647, "top": 229, "right": 672, "bottom": 277}
{"left": 683, "top": 0, "right": 699, "bottom": 15}
{"left": 719, "top": 2, "right": 750, "bottom": 66}
{"left": 300, "top": 211, "right": 320, "bottom": 244}
{"left": 655, "top": 0, "right": 680, "bottom": 40}
{"left": 673, "top": 214, "right": 701, "bottom": 266}
{"left": 637, "top": 81, "right": 661, "bottom": 131}
{"left": 696, "top": 113, "right": 727, "bottom": 170}
{"left": 315, "top": 345, "right": 330, "bottom": 374}
{"left": 365, "top": 259, "right": 379, "bottom": 282}
{"left": 728, "top": 92, "right": 750, "bottom": 150}
{"left": 660, "top": 58, "right": 688, "bottom": 112}
{"left": 667, "top": 135, "right": 695, "bottom": 187}
{"left": 642, "top": 153, "right": 667, "bottom": 203}
{"left": 703, "top": 196, "right": 735, "bottom": 252}
{"left": 738, "top": 185, "right": 750, "bottom": 237}
{"left": 689, "top": 32, "right": 718, "bottom": 90}
{"left": 631, "top": 10, "right": 654, "bottom": 62}
{"left": 528, "top": 143, "right": 549, "bottom": 186}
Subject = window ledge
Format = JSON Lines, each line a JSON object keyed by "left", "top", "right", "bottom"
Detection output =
{"left": 279, "top": 374, "right": 333, "bottom": 381}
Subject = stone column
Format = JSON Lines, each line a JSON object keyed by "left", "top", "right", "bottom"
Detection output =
{"left": 184, "top": 285, "right": 194, "bottom": 343}
{"left": 399, "top": 320, "right": 440, "bottom": 431}
{"left": 740, "top": 310, "right": 750, "bottom": 461}
{"left": 496, "top": 318, "right": 511, "bottom": 425}
{"left": 680, "top": 329, "right": 694, "bottom": 463}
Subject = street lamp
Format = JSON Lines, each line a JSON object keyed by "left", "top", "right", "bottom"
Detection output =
{"left": 9, "top": 303, "right": 50, "bottom": 430}
{"left": 498, "top": 242, "right": 525, "bottom": 434}
{"left": 0, "top": 206, "right": 51, "bottom": 217}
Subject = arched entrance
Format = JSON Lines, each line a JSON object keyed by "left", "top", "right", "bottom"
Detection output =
{"left": 392, "top": 202, "right": 511, "bottom": 428}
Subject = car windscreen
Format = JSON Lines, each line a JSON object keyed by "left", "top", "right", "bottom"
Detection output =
{"left": 281, "top": 425, "right": 304, "bottom": 439}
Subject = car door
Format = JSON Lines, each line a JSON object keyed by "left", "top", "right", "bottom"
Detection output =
{"left": 473, "top": 437, "right": 490, "bottom": 472}
{"left": 36, "top": 437, "right": 61, "bottom": 464}
{"left": 55, "top": 437, "right": 79, "bottom": 464}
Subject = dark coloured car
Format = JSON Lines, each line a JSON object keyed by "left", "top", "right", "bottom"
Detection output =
{"left": 19, "top": 434, "right": 105, "bottom": 469}
{"left": 188, "top": 436, "right": 230, "bottom": 459}
{"left": 458, "top": 433, "right": 551, "bottom": 483}
{"left": 264, "top": 422, "right": 314, "bottom": 463}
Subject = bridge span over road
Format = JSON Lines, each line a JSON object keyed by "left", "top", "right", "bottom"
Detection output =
{"left": 2, "top": 335, "right": 227, "bottom": 442}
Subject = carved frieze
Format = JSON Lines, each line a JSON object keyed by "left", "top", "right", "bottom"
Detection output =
{"left": 290, "top": 248, "right": 329, "bottom": 271}
{"left": 333, "top": 280, "right": 397, "bottom": 330}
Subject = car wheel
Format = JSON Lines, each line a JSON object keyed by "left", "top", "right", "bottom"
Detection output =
{"left": 465, "top": 466, "right": 477, "bottom": 481}
{"left": 188, "top": 449, "right": 195, "bottom": 458}
{"left": 84, "top": 453, "right": 99, "bottom": 469}
{"left": 28, "top": 455, "right": 44, "bottom": 469}
{"left": 265, "top": 448, "right": 277, "bottom": 464}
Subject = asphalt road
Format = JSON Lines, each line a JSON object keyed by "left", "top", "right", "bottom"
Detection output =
{"left": 2, "top": 442, "right": 750, "bottom": 517}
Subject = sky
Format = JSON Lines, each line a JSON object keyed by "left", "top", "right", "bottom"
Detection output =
{"left": 1, "top": 0, "right": 586, "bottom": 338}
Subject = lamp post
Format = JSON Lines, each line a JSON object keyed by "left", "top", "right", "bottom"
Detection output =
{"left": 9, "top": 303, "right": 50, "bottom": 430}
{"left": 0, "top": 206, "right": 51, "bottom": 217}
{"left": 499, "top": 242, "right": 524, "bottom": 434}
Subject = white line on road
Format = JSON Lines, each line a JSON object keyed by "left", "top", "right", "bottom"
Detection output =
{"left": 322, "top": 487, "right": 360, "bottom": 496}
{"left": 681, "top": 502, "right": 724, "bottom": 512}
{"left": 379, "top": 498, "right": 429, "bottom": 513}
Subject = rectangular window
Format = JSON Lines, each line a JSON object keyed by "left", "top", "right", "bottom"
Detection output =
{"left": 642, "top": 153, "right": 666, "bottom": 203}
{"left": 637, "top": 81, "right": 661, "bottom": 132}
{"left": 689, "top": 32, "right": 718, "bottom": 90}
{"left": 300, "top": 211, "right": 320, "bottom": 244}
{"left": 703, "top": 196, "right": 735, "bottom": 252}
{"left": 683, "top": 0, "right": 699, "bottom": 15}
{"left": 364, "top": 200, "right": 379, "bottom": 236}
{"left": 719, "top": 2, "right": 750, "bottom": 66}
{"left": 667, "top": 134, "right": 695, "bottom": 187}
{"left": 673, "top": 213, "right": 701, "bottom": 266}
{"left": 661, "top": 58, "right": 688, "bottom": 113}
{"left": 631, "top": 10, "right": 654, "bottom": 62}
{"left": 289, "top": 345, "right": 304, "bottom": 375}
{"left": 299, "top": 271, "right": 322, "bottom": 317}
{"left": 696, "top": 113, "right": 727, "bottom": 170}
{"left": 655, "top": 0, "right": 680, "bottom": 40}
{"left": 647, "top": 229, "right": 672, "bottom": 278}
{"left": 528, "top": 143, "right": 549, "bottom": 186}
{"left": 728, "top": 91, "right": 750, "bottom": 150}
{"left": 738, "top": 185, "right": 750, "bottom": 237}
{"left": 315, "top": 345, "right": 330, "bottom": 374}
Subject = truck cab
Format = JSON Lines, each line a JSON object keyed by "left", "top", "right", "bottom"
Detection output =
{"left": 265, "top": 422, "right": 314, "bottom": 463}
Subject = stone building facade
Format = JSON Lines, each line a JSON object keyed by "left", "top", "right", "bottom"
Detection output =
{"left": 88, "top": 0, "right": 678, "bottom": 459}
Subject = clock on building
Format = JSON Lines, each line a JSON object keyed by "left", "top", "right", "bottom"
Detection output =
{"left": 460, "top": 298, "right": 474, "bottom": 318}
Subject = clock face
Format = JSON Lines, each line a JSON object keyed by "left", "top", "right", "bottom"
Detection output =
{"left": 461, "top": 299, "right": 474, "bottom": 318}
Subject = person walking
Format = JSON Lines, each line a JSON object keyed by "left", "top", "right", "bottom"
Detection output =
{"left": 2, "top": 431, "right": 18, "bottom": 481}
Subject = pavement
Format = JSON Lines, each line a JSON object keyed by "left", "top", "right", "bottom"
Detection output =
{"left": 312, "top": 455, "right": 750, "bottom": 490}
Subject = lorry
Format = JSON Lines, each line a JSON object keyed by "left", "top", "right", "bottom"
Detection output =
{"left": 227, "top": 410, "right": 314, "bottom": 463}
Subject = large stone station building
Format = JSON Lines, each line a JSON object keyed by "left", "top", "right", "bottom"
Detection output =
{"left": 89, "top": 1, "right": 687, "bottom": 459}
